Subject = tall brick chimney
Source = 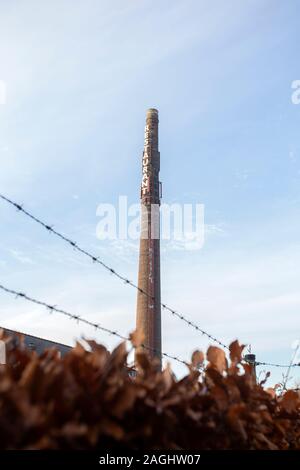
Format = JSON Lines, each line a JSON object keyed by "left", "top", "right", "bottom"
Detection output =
{"left": 135, "top": 108, "right": 162, "bottom": 370}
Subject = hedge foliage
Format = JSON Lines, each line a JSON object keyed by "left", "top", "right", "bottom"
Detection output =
{"left": 0, "top": 330, "right": 299, "bottom": 450}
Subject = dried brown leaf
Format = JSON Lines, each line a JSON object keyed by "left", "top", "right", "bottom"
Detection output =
{"left": 207, "top": 346, "right": 227, "bottom": 373}
{"left": 129, "top": 329, "right": 145, "bottom": 348}
{"left": 191, "top": 350, "right": 204, "bottom": 368}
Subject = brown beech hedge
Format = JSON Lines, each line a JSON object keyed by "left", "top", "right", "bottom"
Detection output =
{"left": 0, "top": 330, "right": 299, "bottom": 450}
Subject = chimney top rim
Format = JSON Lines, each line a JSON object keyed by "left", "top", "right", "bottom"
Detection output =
{"left": 147, "top": 108, "right": 159, "bottom": 116}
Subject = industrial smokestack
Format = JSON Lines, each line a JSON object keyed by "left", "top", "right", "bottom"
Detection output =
{"left": 135, "top": 108, "right": 162, "bottom": 370}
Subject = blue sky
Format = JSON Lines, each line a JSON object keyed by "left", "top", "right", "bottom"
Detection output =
{"left": 0, "top": 0, "right": 300, "bottom": 385}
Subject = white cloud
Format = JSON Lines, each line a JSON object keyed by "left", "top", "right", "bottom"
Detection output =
{"left": 9, "top": 249, "right": 35, "bottom": 265}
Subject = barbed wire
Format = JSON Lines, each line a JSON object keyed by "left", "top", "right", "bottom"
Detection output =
{"left": 255, "top": 361, "right": 300, "bottom": 368}
{"left": 0, "top": 194, "right": 228, "bottom": 350}
{"left": 1, "top": 282, "right": 297, "bottom": 370}
{"left": 0, "top": 283, "right": 188, "bottom": 367}
{"left": 1, "top": 195, "right": 298, "bottom": 369}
